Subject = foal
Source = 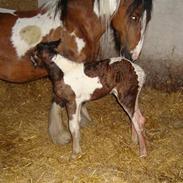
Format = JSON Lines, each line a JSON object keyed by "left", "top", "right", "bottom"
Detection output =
{"left": 32, "top": 40, "right": 147, "bottom": 158}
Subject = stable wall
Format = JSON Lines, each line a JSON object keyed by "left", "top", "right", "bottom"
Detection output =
{"left": 139, "top": 0, "right": 183, "bottom": 91}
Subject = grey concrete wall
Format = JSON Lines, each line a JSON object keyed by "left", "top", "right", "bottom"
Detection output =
{"left": 139, "top": 0, "right": 183, "bottom": 91}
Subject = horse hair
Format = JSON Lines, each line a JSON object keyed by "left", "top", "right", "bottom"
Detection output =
{"left": 55, "top": 0, "right": 68, "bottom": 20}
{"left": 51, "top": 0, "right": 153, "bottom": 23}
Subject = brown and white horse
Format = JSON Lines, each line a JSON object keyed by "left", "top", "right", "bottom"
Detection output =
{"left": 0, "top": 0, "right": 152, "bottom": 145}
{"left": 32, "top": 39, "right": 147, "bottom": 158}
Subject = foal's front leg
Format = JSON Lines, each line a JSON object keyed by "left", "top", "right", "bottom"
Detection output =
{"left": 67, "top": 102, "right": 82, "bottom": 159}
{"left": 48, "top": 101, "right": 71, "bottom": 144}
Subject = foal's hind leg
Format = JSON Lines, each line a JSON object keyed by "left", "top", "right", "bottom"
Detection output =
{"left": 131, "top": 108, "right": 145, "bottom": 144}
{"left": 114, "top": 88, "right": 147, "bottom": 157}
{"left": 48, "top": 101, "right": 71, "bottom": 144}
{"left": 131, "top": 105, "right": 146, "bottom": 157}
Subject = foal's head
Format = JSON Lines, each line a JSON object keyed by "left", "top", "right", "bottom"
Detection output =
{"left": 112, "top": 0, "right": 153, "bottom": 60}
{"left": 31, "top": 39, "right": 61, "bottom": 68}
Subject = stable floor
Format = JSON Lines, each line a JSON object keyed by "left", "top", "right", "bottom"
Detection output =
{"left": 0, "top": 79, "right": 182, "bottom": 183}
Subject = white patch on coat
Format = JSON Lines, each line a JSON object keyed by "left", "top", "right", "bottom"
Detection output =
{"left": 109, "top": 57, "right": 122, "bottom": 65}
{"left": 52, "top": 55, "right": 102, "bottom": 101}
{"left": 131, "top": 63, "right": 145, "bottom": 90}
{"left": 93, "top": 0, "right": 120, "bottom": 17}
{"left": 0, "top": 8, "right": 16, "bottom": 15}
{"left": 131, "top": 11, "right": 147, "bottom": 61}
{"left": 11, "top": 11, "right": 62, "bottom": 57}
{"left": 70, "top": 32, "right": 85, "bottom": 54}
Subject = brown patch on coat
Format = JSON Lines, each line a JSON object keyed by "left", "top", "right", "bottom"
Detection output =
{"left": 84, "top": 59, "right": 139, "bottom": 115}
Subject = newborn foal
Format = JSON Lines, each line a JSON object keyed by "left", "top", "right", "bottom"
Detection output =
{"left": 32, "top": 40, "right": 147, "bottom": 158}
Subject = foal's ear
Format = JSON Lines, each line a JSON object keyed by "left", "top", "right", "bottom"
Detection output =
{"left": 48, "top": 39, "right": 61, "bottom": 50}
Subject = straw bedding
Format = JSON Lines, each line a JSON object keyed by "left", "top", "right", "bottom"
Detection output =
{"left": 0, "top": 79, "right": 182, "bottom": 183}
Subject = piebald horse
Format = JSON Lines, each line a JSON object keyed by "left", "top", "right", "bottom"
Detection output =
{"left": 0, "top": 0, "right": 152, "bottom": 145}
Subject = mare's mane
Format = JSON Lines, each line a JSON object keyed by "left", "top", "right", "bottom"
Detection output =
{"left": 47, "top": 0, "right": 153, "bottom": 23}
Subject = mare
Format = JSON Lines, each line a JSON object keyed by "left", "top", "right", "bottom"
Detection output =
{"left": 0, "top": 0, "right": 152, "bottom": 145}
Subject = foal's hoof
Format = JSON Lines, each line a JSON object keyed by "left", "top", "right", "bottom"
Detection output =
{"left": 140, "top": 153, "right": 147, "bottom": 158}
{"left": 139, "top": 150, "right": 147, "bottom": 158}
{"left": 51, "top": 131, "right": 71, "bottom": 145}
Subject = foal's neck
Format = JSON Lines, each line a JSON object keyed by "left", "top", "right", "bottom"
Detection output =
{"left": 52, "top": 54, "right": 80, "bottom": 73}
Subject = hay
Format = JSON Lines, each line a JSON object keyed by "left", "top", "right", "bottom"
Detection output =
{"left": 0, "top": 79, "right": 182, "bottom": 183}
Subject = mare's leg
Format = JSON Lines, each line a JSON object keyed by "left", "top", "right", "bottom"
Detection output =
{"left": 113, "top": 87, "right": 147, "bottom": 157}
{"left": 80, "top": 103, "right": 92, "bottom": 127}
{"left": 48, "top": 101, "right": 71, "bottom": 144}
{"left": 67, "top": 102, "right": 82, "bottom": 158}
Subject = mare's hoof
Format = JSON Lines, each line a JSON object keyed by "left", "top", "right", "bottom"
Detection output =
{"left": 51, "top": 130, "right": 71, "bottom": 145}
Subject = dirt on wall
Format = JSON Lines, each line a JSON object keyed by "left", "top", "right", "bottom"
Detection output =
{"left": 139, "top": 59, "right": 183, "bottom": 92}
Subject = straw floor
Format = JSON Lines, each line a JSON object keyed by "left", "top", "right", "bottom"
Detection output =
{"left": 0, "top": 79, "right": 182, "bottom": 183}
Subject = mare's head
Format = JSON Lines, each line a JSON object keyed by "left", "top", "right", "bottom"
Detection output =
{"left": 112, "top": 0, "right": 153, "bottom": 60}
{"left": 31, "top": 39, "right": 61, "bottom": 68}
